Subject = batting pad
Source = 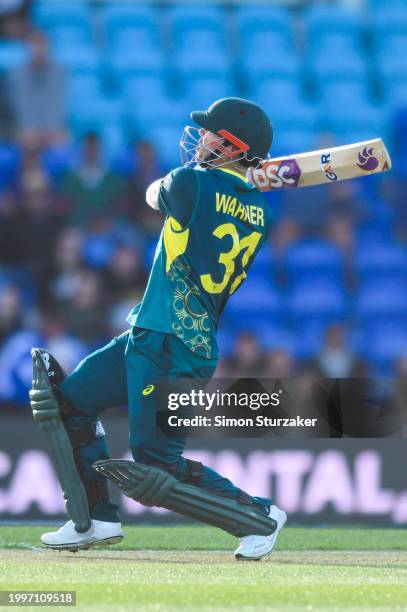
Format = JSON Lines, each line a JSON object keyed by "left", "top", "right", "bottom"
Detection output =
{"left": 93, "top": 459, "right": 277, "bottom": 538}
{"left": 30, "top": 348, "right": 91, "bottom": 533}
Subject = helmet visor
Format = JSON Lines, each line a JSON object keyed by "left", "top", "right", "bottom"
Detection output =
{"left": 180, "top": 126, "right": 248, "bottom": 168}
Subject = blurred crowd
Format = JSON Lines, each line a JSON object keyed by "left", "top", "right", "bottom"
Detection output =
{"left": 1, "top": 1, "right": 407, "bottom": 408}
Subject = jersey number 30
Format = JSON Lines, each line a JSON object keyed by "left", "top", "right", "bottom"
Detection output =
{"left": 200, "top": 223, "right": 261, "bottom": 295}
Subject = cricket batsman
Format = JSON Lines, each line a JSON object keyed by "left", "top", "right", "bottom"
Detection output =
{"left": 29, "top": 97, "right": 287, "bottom": 561}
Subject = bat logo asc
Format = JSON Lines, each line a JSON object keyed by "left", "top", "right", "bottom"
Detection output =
{"left": 320, "top": 153, "right": 338, "bottom": 181}
{"left": 251, "top": 159, "right": 302, "bottom": 189}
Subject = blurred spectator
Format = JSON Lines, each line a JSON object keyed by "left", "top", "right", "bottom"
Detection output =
{"left": 56, "top": 270, "right": 108, "bottom": 346}
{"left": 104, "top": 244, "right": 147, "bottom": 304}
{"left": 395, "top": 355, "right": 407, "bottom": 379}
{"left": 17, "top": 146, "right": 49, "bottom": 193}
{"left": 82, "top": 218, "right": 119, "bottom": 269}
{"left": 134, "top": 140, "right": 163, "bottom": 194}
{"left": 42, "top": 314, "right": 87, "bottom": 374}
{"left": 108, "top": 298, "right": 138, "bottom": 338}
{"left": 8, "top": 31, "right": 66, "bottom": 148}
{"left": 9, "top": 149, "right": 62, "bottom": 303}
{"left": 120, "top": 139, "right": 165, "bottom": 234}
{"left": 307, "top": 324, "right": 367, "bottom": 378}
{"left": 223, "top": 332, "right": 268, "bottom": 378}
{"left": 280, "top": 181, "right": 369, "bottom": 237}
{"left": 0, "top": 0, "right": 406, "bottom": 409}
{"left": 328, "top": 182, "right": 370, "bottom": 224}
{"left": 279, "top": 185, "right": 332, "bottom": 235}
{"left": 326, "top": 215, "right": 355, "bottom": 259}
{"left": 0, "top": 75, "right": 14, "bottom": 139}
{"left": 5, "top": 148, "right": 64, "bottom": 300}
{"left": 59, "top": 133, "right": 127, "bottom": 229}
{"left": 264, "top": 349, "right": 296, "bottom": 378}
{"left": 49, "top": 227, "right": 84, "bottom": 305}
{"left": 0, "top": 190, "right": 27, "bottom": 265}
{"left": 380, "top": 176, "right": 407, "bottom": 243}
{"left": 271, "top": 218, "right": 301, "bottom": 256}
{"left": 0, "top": 0, "right": 31, "bottom": 37}
{"left": 0, "top": 285, "right": 22, "bottom": 345}
{"left": 21, "top": 184, "right": 62, "bottom": 300}
{"left": 325, "top": 214, "right": 355, "bottom": 288}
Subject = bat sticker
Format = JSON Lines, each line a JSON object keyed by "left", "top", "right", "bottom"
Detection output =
{"left": 357, "top": 147, "right": 379, "bottom": 171}
{"left": 320, "top": 153, "right": 338, "bottom": 181}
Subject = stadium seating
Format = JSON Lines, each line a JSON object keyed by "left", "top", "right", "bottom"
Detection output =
{"left": 318, "top": 81, "right": 374, "bottom": 109}
{"left": 235, "top": 5, "right": 293, "bottom": 43}
{"left": 102, "top": 3, "right": 159, "bottom": 47}
{"left": 252, "top": 78, "right": 308, "bottom": 119}
{"left": 355, "top": 243, "right": 407, "bottom": 283}
{"left": 292, "top": 319, "right": 332, "bottom": 360}
{"left": 385, "top": 80, "right": 407, "bottom": 108}
{"left": 20, "top": 0, "right": 401, "bottom": 155}
{"left": 54, "top": 46, "right": 100, "bottom": 73}
{"left": 241, "top": 49, "right": 300, "bottom": 81}
{"left": 270, "top": 126, "right": 318, "bottom": 156}
{"left": 287, "top": 281, "right": 347, "bottom": 321}
{"left": 0, "top": 144, "right": 20, "bottom": 190}
{"left": 357, "top": 325, "right": 407, "bottom": 375}
{"left": 356, "top": 280, "right": 407, "bottom": 323}
{"left": 33, "top": 3, "right": 92, "bottom": 35}
{"left": 370, "top": 5, "right": 407, "bottom": 36}
{"left": 183, "top": 75, "right": 237, "bottom": 108}
{"left": 166, "top": 4, "right": 225, "bottom": 35}
{"left": 147, "top": 125, "right": 184, "bottom": 168}
{"left": 68, "top": 73, "right": 102, "bottom": 106}
{"left": 124, "top": 75, "right": 171, "bottom": 102}
{"left": 103, "top": 5, "right": 164, "bottom": 77}
{"left": 246, "top": 243, "right": 275, "bottom": 283}
{"left": 0, "top": 41, "right": 29, "bottom": 71}
{"left": 282, "top": 241, "right": 344, "bottom": 287}
{"left": 0, "top": 0, "right": 405, "bottom": 390}
{"left": 305, "top": 5, "right": 363, "bottom": 37}
{"left": 223, "top": 276, "right": 282, "bottom": 332}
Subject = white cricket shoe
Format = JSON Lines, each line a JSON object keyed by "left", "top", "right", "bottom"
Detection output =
{"left": 41, "top": 519, "right": 124, "bottom": 552}
{"left": 234, "top": 505, "right": 287, "bottom": 561}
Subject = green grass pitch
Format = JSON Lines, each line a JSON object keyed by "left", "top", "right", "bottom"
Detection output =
{"left": 1, "top": 525, "right": 407, "bottom": 611}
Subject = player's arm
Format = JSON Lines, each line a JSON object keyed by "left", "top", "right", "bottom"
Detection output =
{"left": 146, "top": 178, "right": 163, "bottom": 210}
{"left": 146, "top": 167, "right": 198, "bottom": 227}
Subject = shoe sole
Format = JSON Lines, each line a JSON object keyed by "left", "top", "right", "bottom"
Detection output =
{"left": 235, "top": 510, "right": 287, "bottom": 561}
{"left": 42, "top": 535, "right": 123, "bottom": 553}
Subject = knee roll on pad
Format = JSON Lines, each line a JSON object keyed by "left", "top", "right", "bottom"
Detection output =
{"left": 93, "top": 459, "right": 277, "bottom": 538}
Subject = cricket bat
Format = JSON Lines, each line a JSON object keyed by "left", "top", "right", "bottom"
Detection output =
{"left": 247, "top": 138, "right": 391, "bottom": 191}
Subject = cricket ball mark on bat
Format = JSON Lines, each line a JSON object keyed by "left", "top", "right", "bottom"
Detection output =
{"left": 247, "top": 138, "right": 392, "bottom": 192}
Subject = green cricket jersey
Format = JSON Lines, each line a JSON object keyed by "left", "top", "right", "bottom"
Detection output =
{"left": 127, "top": 166, "right": 273, "bottom": 360}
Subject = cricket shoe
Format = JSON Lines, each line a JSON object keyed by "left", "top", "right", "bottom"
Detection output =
{"left": 41, "top": 519, "right": 124, "bottom": 552}
{"left": 234, "top": 505, "right": 287, "bottom": 561}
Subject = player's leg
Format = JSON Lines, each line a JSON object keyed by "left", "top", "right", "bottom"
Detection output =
{"left": 32, "top": 332, "right": 129, "bottom": 550}
{"left": 125, "top": 328, "right": 269, "bottom": 504}
{"left": 123, "top": 328, "right": 286, "bottom": 558}
{"left": 59, "top": 332, "right": 130, "bottom": 523}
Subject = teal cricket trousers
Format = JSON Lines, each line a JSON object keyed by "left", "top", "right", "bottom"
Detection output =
{"left": 60, "top": 327, "right": 271, "bottom": 522}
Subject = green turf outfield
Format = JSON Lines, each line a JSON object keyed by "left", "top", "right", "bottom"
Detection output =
{"left": 1, "top": 526, "right": 407, "bottom": 611}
